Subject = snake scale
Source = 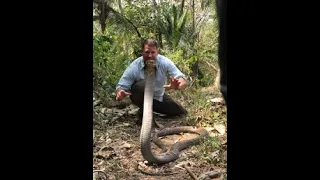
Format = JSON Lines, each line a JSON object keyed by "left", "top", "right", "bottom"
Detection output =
{"left": 139, "top": 60, "right": 209, "bottom": 164}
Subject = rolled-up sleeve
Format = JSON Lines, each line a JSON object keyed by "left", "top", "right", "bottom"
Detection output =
{"left": 116, "top": 65, "right": 135, "bottom": 91}
{"left": 166, "top": 60, "right": 187, "bottom": 82}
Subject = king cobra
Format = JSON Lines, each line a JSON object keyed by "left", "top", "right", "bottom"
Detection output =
{"left": 140, "top": 60, "right": 209, "bottom": 164}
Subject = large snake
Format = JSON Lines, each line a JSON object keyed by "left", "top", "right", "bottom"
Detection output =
{"left": 139, "top": 60, "right": 209, "bottom": 164}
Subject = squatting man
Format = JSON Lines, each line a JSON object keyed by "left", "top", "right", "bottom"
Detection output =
{"left": 115, "top": 39, "right": 188, "bottom": 124}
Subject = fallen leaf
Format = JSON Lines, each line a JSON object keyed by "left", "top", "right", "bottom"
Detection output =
{"left": 210, "top": 97, "right": 224, "bottom": 103}
{"left": 106, "top": 138, "right": 112, "bottom": 145}
{"left": 93, "top": 100, "right": 102, "bottom": 106}
{"left": 100, "top": 108, "right": 106, "bottom": 114}
{"left": 122, "top": 123, "right": 130, "bottom": 126}
{"left": 112, "top": 116, "right": 119, "bottom": 121}
{"left": 204, "top": 127, "right": 215, "bottom": 132}
{"left": 210, "top": 150, "right": 220, "bottom": 159}
{"left": 209, "top": 132, "right": 219, "bottom": 137}
{"left": 128, "top": 108, "right": 139, "bottom": 115}
{"left": 214, "top": 124, "right": 226, "bottom": 135}
{"left": 175, "top": 161, "right": 196, "bottom": 168}
{"left": 95, "top": 150, "right": 116, "bottom": 160}
{"left": 100, "top": 146, "right": 113, "bottom": 151}
{"left": 109, "top": 140, "right": 132, "bottom": 150}
{"left": 118, "top": 142, "right": 131, "bottom": 149}
{"left": 98, "top": 161, "right": 104, "bottom": 166}
{"left": 106, "top": 109, "right": 113, "bottom": 114}
{"left": 113, "top": 108, "right": 126, "bottom": 115}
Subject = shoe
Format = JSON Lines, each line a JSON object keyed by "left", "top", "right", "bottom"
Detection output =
{"left": 153, "top": 112, "right": 168, "bottom": 118}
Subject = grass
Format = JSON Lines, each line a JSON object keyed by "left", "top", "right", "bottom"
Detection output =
{"left": 167, "top": 85, "right": 227, "bottom": 164}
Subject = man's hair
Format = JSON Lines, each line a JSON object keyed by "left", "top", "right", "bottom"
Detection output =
{"left": 141, "top": 39, "right": 159, "bottom": 50}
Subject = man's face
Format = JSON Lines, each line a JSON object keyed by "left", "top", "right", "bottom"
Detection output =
{"left": 142, "top": 44, "right": 158, "bottom": 62}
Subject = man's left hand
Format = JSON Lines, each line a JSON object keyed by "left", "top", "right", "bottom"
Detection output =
{"left": 163, "top": 77, "right": 187, "bottom": 90}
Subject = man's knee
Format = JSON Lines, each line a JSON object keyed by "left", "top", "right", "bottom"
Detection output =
{"left": 131, "top": 80, "right": 145, "bottom": 94}
{"left": 130, "top": 80, "right": 146, "bottom": 107}
{"left": 173, "top": 100, "right": 188, "bottom": 115}
{"left": 177, "top": 105, "right": 188, "bottom": 116}
{"left": 157, "top": 94, "right": 186, "bottom": 116}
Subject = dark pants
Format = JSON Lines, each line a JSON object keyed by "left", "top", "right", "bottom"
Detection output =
{"left": 130, "top": 80, "right": 188, "bottom": 117}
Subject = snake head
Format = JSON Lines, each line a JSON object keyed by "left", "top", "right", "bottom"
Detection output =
{"left": 145, "top": 60, "right": 156, "bottom": 75}
{"left": 145, "top": 60, "right": 156, "bottom": 68}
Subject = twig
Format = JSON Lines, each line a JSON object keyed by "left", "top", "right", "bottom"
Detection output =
{"left": 203, "top": 60, "right": 218, "bottom": 72}
{"left": 188, "top": 78, "right": 197, "bottom": 88}
{"left": 182, "top": 164, "right": 198, "bottom": 180}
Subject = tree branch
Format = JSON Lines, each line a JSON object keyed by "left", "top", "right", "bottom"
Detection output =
{"left": 107, "top": 7, "right": 142, "bottom": 38}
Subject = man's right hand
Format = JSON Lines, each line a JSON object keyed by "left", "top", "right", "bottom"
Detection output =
{"left": 115, "top": 88, "right": 132, "bottom": 101}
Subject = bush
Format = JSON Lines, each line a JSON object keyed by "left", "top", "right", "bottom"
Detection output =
{"left": 93, "top": 33, "right": 133, "bottom": 98}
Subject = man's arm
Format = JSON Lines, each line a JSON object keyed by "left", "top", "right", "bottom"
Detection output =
{"left": 165, "top": 58, "right": 188, "bottom": 90}
{"left": 115, "top": 65, "right": 135, "bottom": 100}
{"left": 163, "top": 76, "right": 187, "bottom": 90}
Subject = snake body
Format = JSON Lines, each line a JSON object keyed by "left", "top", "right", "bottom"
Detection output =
{"left": 139, "top": 60, "right": 209, "bottom": 164}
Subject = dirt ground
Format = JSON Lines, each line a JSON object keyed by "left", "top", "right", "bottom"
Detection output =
{"left": 93, "top": 92, "right": 227, "bottom": 180}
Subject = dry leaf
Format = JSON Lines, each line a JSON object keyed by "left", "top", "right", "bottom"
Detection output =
{"left": 118, "top": 142, "right": 131, "bottom": 149}
{"left": 210, "top": 97, "right": 224, "bottom": 103}
{"left": 100, "top": 108, "right": 106, "bottom": 114}
{"left": 128, "top": 108, "right": 139, "bottom": 115}
{"left": 122, "top": 123, "right": 130, "bottom": 126}
{"left": 106, "top": 138, "right": 112, "bottom": 145}
{"left": 210, "top": 150, "right": 220, "bottom": 159}
{"left": 214, "top": 124, "right": 226, "bottom": 135}
{"left": 175, "top": 161, "right": 196, "bottom": 168}
{"left": 109, "top": 140, "right": 132, "bottom": 150}
{"left": 94, "top": 100, "right": 102, "bottom": 106}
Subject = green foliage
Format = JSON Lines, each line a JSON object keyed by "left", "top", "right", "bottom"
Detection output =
{"left": 195, "top": 17, "right": 219, "bottom": 87}
{"left": 93, "top": 0, "right": 221, "bottom": 99}
{"left": 122, "top": 1, "right": 156, "bottom": 37}
{"left": 199, "top": 136, "right": 221, "bottom": 163}
{"left": 157, "top": 3, "right": 190, "bottom": 50}
{"left": 93, "top": 31, "right": 134, "bottom": 97}
{"left": 162, "top": 49, "right": 196, "bottom": 77}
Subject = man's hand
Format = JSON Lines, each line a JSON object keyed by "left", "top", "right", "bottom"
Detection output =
{"left": 163, "top": 76, "right": 187, "bottom": 90}
{"left": 115, "top": 88, "right": 132, "bottom": 101}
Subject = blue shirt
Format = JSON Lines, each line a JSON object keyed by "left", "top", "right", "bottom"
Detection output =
{"left": 116, "top": 54, "right": 187, "bottom": 102}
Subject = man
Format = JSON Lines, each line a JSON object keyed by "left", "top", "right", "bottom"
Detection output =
{"left": 115, "top": 39, "right": 188, "bottom": 123}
